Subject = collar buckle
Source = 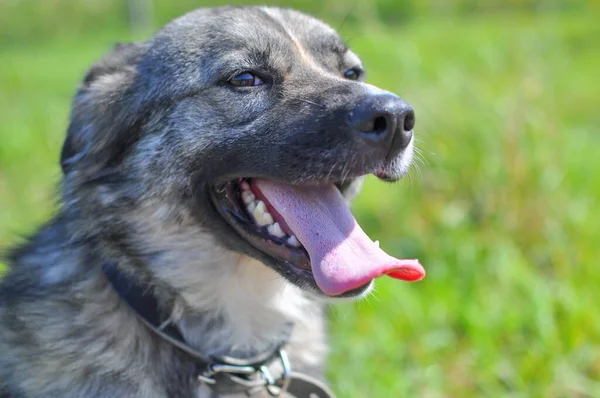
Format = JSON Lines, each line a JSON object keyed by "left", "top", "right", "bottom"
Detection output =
{"left": 197, "top": 349, "right": 292, "bottom": 396}
{"left": 197, "top": 362, "right": 257, "bottom": 384}
{"left": 266, "top": 349, "right": 292, "bottom": 396}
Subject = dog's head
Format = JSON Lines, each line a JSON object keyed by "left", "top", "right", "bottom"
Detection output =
{"left": 60, "top": 6, "right": 423, "bottom": 299}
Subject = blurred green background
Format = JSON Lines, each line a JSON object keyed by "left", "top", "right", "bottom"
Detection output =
{"left": 1, "top": 0, "right": 599, "bottom": 397}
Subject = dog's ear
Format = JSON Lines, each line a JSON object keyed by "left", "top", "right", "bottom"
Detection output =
{"left": 60, "top": 42, "right": 148, "bottom": 178}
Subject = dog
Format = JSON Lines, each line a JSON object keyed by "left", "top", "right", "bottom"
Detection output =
{"left": 0, "top": 6, "right": 424, "bottom": 397}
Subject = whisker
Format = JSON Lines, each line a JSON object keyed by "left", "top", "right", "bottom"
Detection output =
{"left": 299, "top": 99, "right": 326, "bottom": 109}
{"left": 412, "top": 163, "right": 423, "bottom": 181}
{"left": 413, "top": 148, "right": 430, "bottom": 166}
{"left": 413, "top": 152, "right": 427, "bottom": 166}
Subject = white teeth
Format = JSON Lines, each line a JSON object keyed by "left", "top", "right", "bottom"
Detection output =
{"left": 241, "top": 190, "right": 255, "bottom": 204}
{"left": 254, "top": 200, "right": 266, "bottom": 213}
{"left": 252, "top": 200, "right": 274, "bottom": 226}
{"left": 259, "top": 212, "right": 274, "bottom": 226}
{"left": 287, "top": 235, "right": 301, "bottom": 247}
{"left": 267, "top": 222, "right": 285, "bottom": 238}
{"left": 244, "top": 195, "right": 300, "bottom": 247}
{"left": 246, "top": 200, "right": 257, "bottom": 213}
{"left": 374, "top": 240, "right": 380, "bottom": 248}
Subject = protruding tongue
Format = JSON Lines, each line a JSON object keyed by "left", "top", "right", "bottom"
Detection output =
{"left": 253, "top": 179, "right": 425, "bottom": 296}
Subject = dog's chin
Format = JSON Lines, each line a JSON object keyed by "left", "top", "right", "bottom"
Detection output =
{"left": 261, "top": 254, "right": 376, "bottom": 301}
{"left": 376, "top": 139, "right": 415, "bottom": 182}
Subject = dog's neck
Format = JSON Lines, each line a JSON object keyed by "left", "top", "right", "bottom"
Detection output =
{"left": 113, "top": 232, "right": 327, "bottom": 375}
{"left": 11, "top": 211, "right": 327, "bottom": 394}
{"left": 104, "top": 254, "right": 298, "bottom": 362}
{"left": 168, "top": 254, "right": 307, "bottom": 358}
{"left": 117, "top": 206, "right": 317, "bottom": 359}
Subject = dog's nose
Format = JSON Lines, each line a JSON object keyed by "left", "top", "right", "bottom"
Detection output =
{"left": 348, "top": 94, "right": 415, "bottom": 157}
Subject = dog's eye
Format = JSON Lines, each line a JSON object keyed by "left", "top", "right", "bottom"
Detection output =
{"left": 343, "top": 68, "right": 362, "bottom": 81}
{"left": 229, "top": 72, "right": 264, "bottom": 87}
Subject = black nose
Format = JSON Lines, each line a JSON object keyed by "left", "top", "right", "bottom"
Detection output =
{"left": 347, "top": 94, "right": 415, "bottom": 157}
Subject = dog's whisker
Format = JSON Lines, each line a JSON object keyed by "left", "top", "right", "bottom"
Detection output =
{"left": 414, "top": 164, "right": 424, "bottom": 181}
{"left": 369, "top": 285, "right": 381, "bottom": 303}
{"left": 412, "top": 149, "right": 429, "bottom": 167}
{"left": 413, "top": 153, "right": 427, "bottom": 167}
{"left": 325, "top": 158, "right": 339, "bottom": 182}
{"left": 299, "top": 98, "right": 326, "bottom": 109}
{"left": 406, "top": 170, "right": 414, "bottom": 186}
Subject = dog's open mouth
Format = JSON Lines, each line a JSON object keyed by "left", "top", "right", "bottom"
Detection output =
{"left": 210, "top": 178, "right": 425, "bottom": 296}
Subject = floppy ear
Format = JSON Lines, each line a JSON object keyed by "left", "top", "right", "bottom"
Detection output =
{"left": 60, "top": 42, "right": 148, "bottom": 178}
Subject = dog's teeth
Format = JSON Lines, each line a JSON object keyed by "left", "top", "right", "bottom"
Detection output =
{"left": 374, "top": 240, "right": 380, "bottom": 248}
{"left": 253, "top": 201, "right": 274, "bottom": 226}
{"left": 267, "top": 222, "right": 285, "bottom": 238}
{"left": 247, "top": 200, "right": 257, "bottom": 213}
{"left": 257, "top": 212, "right": 274, "bottom": 226}
{"left": 241, "top": 190, "right": 255, "bottom": 204}
{"left": 241, "top": 181, "right": 250, "bottom": 191}
{"left": 254, "top": 200, "right": 266, "bottom": 213}
{"left": 287, "top": 235, "right": 301, "bottom": 247}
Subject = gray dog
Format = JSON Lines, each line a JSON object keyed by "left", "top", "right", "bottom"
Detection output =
{"left": 0, "top": 6, "right": 424, "bottom": 398}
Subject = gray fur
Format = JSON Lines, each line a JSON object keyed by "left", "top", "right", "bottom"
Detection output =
{"left": 0, "top": 6, "right": 414, "bottom": 397}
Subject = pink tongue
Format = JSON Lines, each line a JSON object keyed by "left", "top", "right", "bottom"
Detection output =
{"left": 253, "top": 179, "right": 425, "bottom": 296}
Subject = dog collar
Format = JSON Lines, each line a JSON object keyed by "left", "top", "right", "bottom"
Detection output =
{"left": 102, "top": 263, "right": 335, "bottom": 397}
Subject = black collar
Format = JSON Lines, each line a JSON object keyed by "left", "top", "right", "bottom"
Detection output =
{"left": 102, "top": 262, "right": 293, "bottom": 395}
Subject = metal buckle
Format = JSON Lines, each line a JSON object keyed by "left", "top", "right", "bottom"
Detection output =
{"left": 197, "top": 374, "right": 217, "bottom": 385}
{"left": 198, "top": 362, "right": 256, "bottom": 385}
{"left": 265, "top": 349, "right": 292, "bottom": 397}
{"left": 198, "top": 349, "right": 292, "bottom": 396}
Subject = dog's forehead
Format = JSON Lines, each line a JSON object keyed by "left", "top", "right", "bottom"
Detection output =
{"left": 257, "top": 8, "right": 348, "bottom": 56}
{"left": 157, "top": 6, "right": 359, "bottom": 70}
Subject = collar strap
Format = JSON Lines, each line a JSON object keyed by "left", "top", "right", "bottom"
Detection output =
{"left": 102, "top": 263, "right": 294, "bottom": 395}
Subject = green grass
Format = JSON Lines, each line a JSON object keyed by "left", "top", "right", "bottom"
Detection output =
{"left": 1, "top": 4, "right": 599, "bottom": 398}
